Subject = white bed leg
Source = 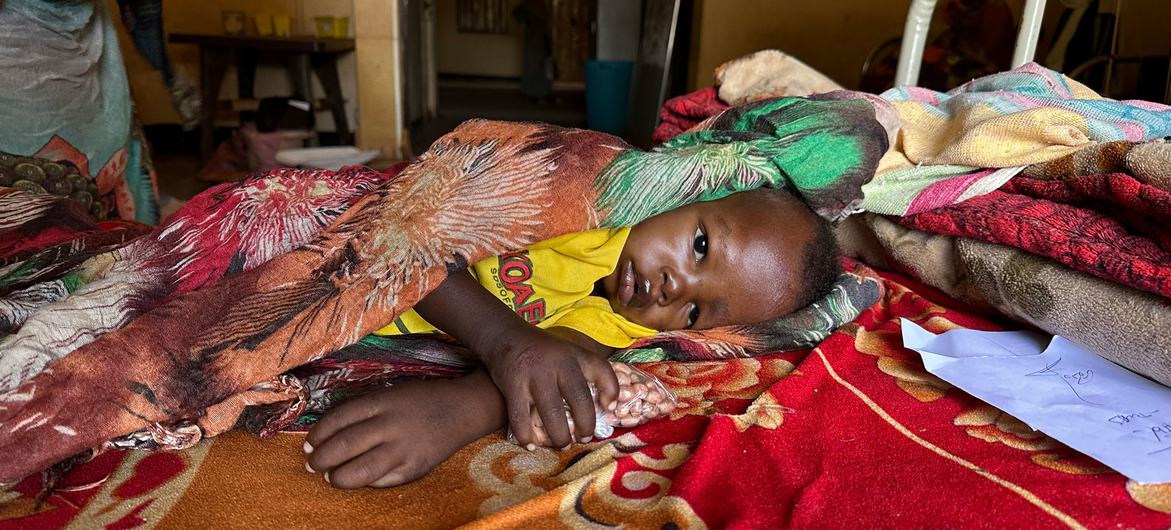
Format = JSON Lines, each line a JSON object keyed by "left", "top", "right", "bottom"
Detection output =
{"left": 896, "top": 0, "right": 1048, "bottom": 87}
{"left": 894, "top": 0, "right": 938, "bottom": 87}
{"left": 1012, "top": 0, "right": 1048, "bottom": 67}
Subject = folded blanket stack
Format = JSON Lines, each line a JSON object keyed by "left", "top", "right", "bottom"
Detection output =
{"left": 658, "top": 59, "right": 1171, "bottom": 386}
{"left": 863, "top": 63, "right": 1171, "bottom": 216}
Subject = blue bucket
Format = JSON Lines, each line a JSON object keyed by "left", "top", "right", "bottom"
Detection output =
{"left": 585, "top": 60, "right": 633, "bottom": 135}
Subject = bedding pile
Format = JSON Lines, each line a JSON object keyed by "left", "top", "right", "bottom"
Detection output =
{"left": 863, "top": 66, "right": 1171, "bottom": 386}
{"left": 857, "top": 142, "right": 1171, "bottom": 387}
{"left": 661, "top": 61, "right": 1171, "bottom": 386}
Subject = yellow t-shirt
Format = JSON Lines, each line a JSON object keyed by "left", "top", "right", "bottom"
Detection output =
{"left": 373, "top": 227, "right": 657, "bottom": 348}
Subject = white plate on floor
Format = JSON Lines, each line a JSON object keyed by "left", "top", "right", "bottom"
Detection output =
{"left": 276, "top": 146, "right": 380, "bottom": 170}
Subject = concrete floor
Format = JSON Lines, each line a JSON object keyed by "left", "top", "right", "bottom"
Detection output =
{"left": 153, "top": 150, "right": 207, "bottom": 201}
{"left": 409, "top": 83, "right": 587, "bottom": 155}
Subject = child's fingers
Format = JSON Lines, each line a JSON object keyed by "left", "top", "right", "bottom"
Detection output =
{"left": 532, "top": 383, "right": 574, "bottom": 449}
{"left": 584, "top": 359, "right": 620, "bottom": 413}
{"left": 529, "top": 410, "right": 551, "bottom": 446}
{"left": 504, "top": 389, "right": 537, "bottom": 449}
{"left": 306, "top": 394, "right": 379, "bottom": 448}
{"left": 324, "top": 443, "right": 400, "bottom": 489}
{"left": 559, "top": 371, "right": 596, "bottom": 442}
{"left": 307, "top": 419, "right": 386, "bottom": 473}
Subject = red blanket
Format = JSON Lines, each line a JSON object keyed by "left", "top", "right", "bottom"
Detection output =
{"left": 901, "top": 172, "right": 1171, "bottom": 299}
{"left": 653, "top": 87, "right": 731, "bottom": 145}
{"left": 4, "top": 269, "right": 1169, "bottom": 528}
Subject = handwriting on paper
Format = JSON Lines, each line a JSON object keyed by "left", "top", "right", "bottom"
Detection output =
{"left": 1132, "top": 422, "right": 1171, "bottom": 455}
{"left": 1025, "top": 357, "right": 1101, "bottom": 405}
{"left": 1108, "top": 410, "right": 1158, "bottom": 425}
{"left": 901, "top": 319, "right": 1171, "bottom": 484}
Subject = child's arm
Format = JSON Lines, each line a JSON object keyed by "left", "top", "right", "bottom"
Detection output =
{"left": 546, "top": 326, "right": 616, "bottom": 358}
{"left": 413, "top": 271, "right": 619, "bottom": 449}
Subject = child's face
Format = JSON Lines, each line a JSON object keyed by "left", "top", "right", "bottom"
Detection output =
{"left": 601, "top": 191, "right": 817, "bottom": 331}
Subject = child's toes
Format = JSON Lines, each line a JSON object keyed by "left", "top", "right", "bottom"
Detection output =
{"left": 307, "top": 420, "right": 386, "bottom": 473}
{"left": 325, "top": 445, "right": 400, "bottom": 489}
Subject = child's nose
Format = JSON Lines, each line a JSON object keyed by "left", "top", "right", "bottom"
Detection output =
{"left": 660, "top": 267, "right": 695, "bottom": 303}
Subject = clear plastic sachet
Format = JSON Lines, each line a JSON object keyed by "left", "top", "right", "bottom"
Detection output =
{"left": 507, "top": 362, "right": 678, "bottom": 446}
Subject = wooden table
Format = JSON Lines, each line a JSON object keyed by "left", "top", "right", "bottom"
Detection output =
{"left": 168, "top": 33, "right": 356, "bottom": 161}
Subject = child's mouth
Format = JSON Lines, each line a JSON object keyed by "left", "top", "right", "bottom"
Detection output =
{"left": 618, "top": 260, "right": 636, "bottom": 306}
{"left": 617, "top": 260, "right": 652, "bottom": 309}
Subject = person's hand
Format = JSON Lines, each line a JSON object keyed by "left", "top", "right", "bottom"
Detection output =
{"left": 482, "top": 325, "right": 618, "bottom": 450}
{"left": 408, "top": 271, "right": 618, "bottom": 449}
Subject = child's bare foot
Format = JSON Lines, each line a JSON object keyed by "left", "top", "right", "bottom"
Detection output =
{"left": 304, "top": 370, "right": 506, "bottom": 489}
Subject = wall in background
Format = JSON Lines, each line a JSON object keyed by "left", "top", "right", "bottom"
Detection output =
{"left": 686, "top": 0, "right": 1171, "bottom": 92}
{"left": 686, "top": 0, "right": 913, "bottom": 90}
{"left": 354, "top": 0, "right": 405, "bottom": 158}
{"left": 1111, "top": 0, "right": 1171, "bottom": 57}
{"left": 433, "top": 0, "right": 525, "bottom": 77}
{"left": 1074, "top": 0, "right": 1171, "bottom": 99}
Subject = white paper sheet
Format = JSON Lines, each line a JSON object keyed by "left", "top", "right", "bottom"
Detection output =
{"left": 900, "top": 319, "right": 1171, "bottom": 484}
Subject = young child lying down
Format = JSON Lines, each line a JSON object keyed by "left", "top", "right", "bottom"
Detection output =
{"left": 302, "top": 187, "right": 841, "bottom": 488}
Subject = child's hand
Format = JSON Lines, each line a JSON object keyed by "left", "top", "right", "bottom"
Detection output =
{"left": 409, "top": 271, "right": 617, "bottom": 448}
{"left": 483, "top": 326, "right": 618, "bottom": 449}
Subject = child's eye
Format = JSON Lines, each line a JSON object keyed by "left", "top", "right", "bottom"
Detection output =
{"left": 692, "top": 226, "right": 707, "bottom": 261}
{"left": 686, "top": 304, "right": 700, "bottom": 328}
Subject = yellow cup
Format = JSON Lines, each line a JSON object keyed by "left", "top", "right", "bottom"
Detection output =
{"left": 313, "top": 16, "right": 335, "bottom": 38}
{"left": 314, "top": 16, "right": 350, "bottom": 38}
{"left": 273, "top": 14, "right": 292, "bottom": 37}
{"left": 254, "top": 13, "right": 274, "bottom": 36}
{"left": 333, "top": 17, "right": 349, "bottom": 38}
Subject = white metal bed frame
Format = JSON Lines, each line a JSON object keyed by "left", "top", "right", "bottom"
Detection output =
{"left": 894, "top": 0, "right": 1049, "bottom": 87}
